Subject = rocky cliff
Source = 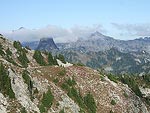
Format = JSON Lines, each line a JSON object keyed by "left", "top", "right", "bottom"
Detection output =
{"left": 36, "top": 37, "right": 58, "bottom": 52}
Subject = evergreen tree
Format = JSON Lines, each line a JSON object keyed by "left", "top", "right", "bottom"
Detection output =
{"left": 22, "top": 70, "right": 33, "bottom": 95}
{"left": 48, "top": 52, "right": 54, "bottom": 65}
{"left": 13, "top": 41, "right": 22, "bottom": 50}
{"left": 18, "top": 50, "right": 29, "bottom": 67}
{"left": 0, "top": 44, "right": 5, "bottom": 56}
{"left": 53, "top": 57, "right": 58, "bottom": 65}
{"left": 58, "top": 54, "right": 66, "bottom": 64}
{"left": 6, "top": 48, "right": 12, "bottom": 56}
{"left": 41, "top": 88, "right": 54, "bottom": 111}
{"left": 0, "top": 63, "right": 15, "bottom": 98}
{"left": 33, "top": 50, "right": 46, "bottom": 66}
{"left": 84, "top": 92, "right": 96, "bottom": 113}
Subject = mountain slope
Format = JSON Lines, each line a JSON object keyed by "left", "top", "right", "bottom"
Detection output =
{"left": 0, "top": 35, "right": 149, "bottom": 113}
{"left": 59, "top": 48, "right": 150, "bottom": 74}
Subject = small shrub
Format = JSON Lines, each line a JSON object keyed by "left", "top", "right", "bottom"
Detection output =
{"left": 34, "top": 88, "right": 39, "bottom": 94}
{"left": 59, "top": 109, "right": 65, "bottom": 113}
{"left": 110, "top": 110, "right": 114, "bottom": 113}
{"left": 58, "top": 68, "right": 66, "bottom": 76}
{"left": 57, "top": 54, "right": 66, "bottom": 64}
{"left": 74, "top": 63, "right": 85, "bottom": 66}
{"left": 0, "top": 44, "right": 5, "bottom": 56}
{"left": 53, "top": 78, "right": 59, "bottom": 84}
{"left": 66, "top": 77, "right": 76, "bottom": 86}
{"left": 84, "top": 92, "right": 96, "bottom": 113}
{"left": 41, "top": 88, "right": 54, "bottom": 108}
{"left": 61, "top": 83, "right": 70, "bottom": 91}
{"left": 123, "top": 92, "right": 128, "bottom": 98}
{"left": 21, "top": 107, "right": 27, "bottom": 113}
{"left": 6, "top": 48, "right": 12, "bottom": 56}
{"left": 111, "top": 99, "right": 116, "bottom": 105}
{"left": 107, "top": 74, "right": 118, "bottom": 83}
{"left": 39, "top": 104, "right": 46, "bottom": 113}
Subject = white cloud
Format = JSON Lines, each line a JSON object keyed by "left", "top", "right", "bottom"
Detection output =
{"left": 112, "top": 23, "right": 150, "bottom": 36}
{"left": 2, "top": 24, "right": 105, "bottom": 43}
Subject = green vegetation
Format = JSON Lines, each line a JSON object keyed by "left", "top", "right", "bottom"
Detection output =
{"left": 53, "top": 57, "right": 58, "bottom": 65}
{"left": 119, "top": 75, "right": 142, "bottom": 97}
{"left": 17, "top": 49, "right": 29, "bottom": 67}
{"left": 39, "top": 104, "right": 46, "bottom": 113}
{"left": 21, "top": 107, "right": 27, "bottom": 113}
{"left": 5, "top": 47, "right": 18, "bottom": 66}
{"left": 13, "top": 41, "right": 29, "bottom": 67}
{"left": 53, "top": 78, "right": 59, "bottom": 84}
{"left": 0, "top": 34, "right": 6, "bottom": 40}
{"left": 56, "top": 54, "right": 66, "bottom": 64}
{"left": 84, "top": 92, "right": 96, "bottom": 113}
{"left": 48, "top": 52, "right": 58, "bottom": 65}
{"left": 66, "top": 77, "right": 76, "bottom": 86}
{"left": 13, "top": 41, "right": 22, "bottom": 50}
{"left": 33, "top": 50, "right": 46, "bottom": 66}
{"left": 142, "top": 74, "right": 150, "bottom": 87}
{"left": 123, "top": 92, "right": 128, "bottom": 98}
{"left": 34, "top": 88, "right": 39, "bottom": 94}
{"left": 74, "top": 62, "right": 85, "bottom": 66}
{"left": 110, "top": 99, "right": 116, "bottom": 105}
{"left": 110, "top": 110, "right": 114, "bottom": 113}
{"left": 59, "top": 109, "right": 65, "bottom": 113}
{"left": 48, "top": 52, "right": 54, "bottom": 65}
{"left": 58, "top": 68, "right": 66, "bottom": 76}
{"left": 61, "top": 82, "right": 70, "bottom": 91}
{"left": 0, "top": 63, "right": 15, "bottom": 98}
{"left": 107, "top": 74, "right": 118, "bottom": 83}
{"left": 40, "top": 88, "right": 54, "bottom": 112}
{"left": 68, "top": 87, "right": 85, "bottom": 108}
{"left": 22, "top": 70, "right": 33, "bottom": 95}
{"left": 0, "top": 44, "right": 5, "bottom": 56}
{"left": 6, "top": 48, "right": 12, "bottom": 56}
{"left": 61, "top": 78, "right": 96, "bottom": 113}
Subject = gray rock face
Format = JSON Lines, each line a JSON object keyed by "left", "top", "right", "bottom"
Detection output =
{"left": 57, "top": 32, "right": 150, "bottom": 53}
{"left": 36, "top": 37, "right": 58, "bottom": 52}
{"left": 22, "top": 41, "right": 39, "bottom": 50}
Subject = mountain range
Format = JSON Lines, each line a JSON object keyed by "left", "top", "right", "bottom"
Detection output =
{"left": 0, "top": 34, "right": 150, "bottom": 113}
{"left": 22, "top": 32, "right": 150, "bottom": 74}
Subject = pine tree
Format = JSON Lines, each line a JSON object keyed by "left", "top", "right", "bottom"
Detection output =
{"left": 18, "top": 50, "right": 29, "bottom": 67}
{"left": 0, "top": 63, "right": 15, "bottom": 98}
{"left": 48, "top": 52, "right": 54, "bottom": 65}
{"left": 53, "top": 57, "right": 58, "bottom": 65}
{"left": 33, "top": 50, "right": 46, "bottom": 66}
{"left": 58, "top": 54, "right": 66, "bottom": 64}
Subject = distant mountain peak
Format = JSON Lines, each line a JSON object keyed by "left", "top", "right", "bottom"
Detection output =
{"left": 90, "top": 31, "right": 104, "bottom": 37}
{"left": 40, "top": 37, "right": 53, "bottom": 41}
{"left": 36, "top": 37, "right": 58, "bottom": 52}
{"left": 88, "top": 31, "right": 112, "bottom": 41}
{"left": 18, "top": 27, "right": 26, "bottom": 30}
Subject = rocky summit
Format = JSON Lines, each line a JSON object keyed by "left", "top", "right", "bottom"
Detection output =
{"left": 36, "top": 37, "right": 58, "bottom": 52}
{"left": 0, "top": 35, "right": 150, "bottom": 113}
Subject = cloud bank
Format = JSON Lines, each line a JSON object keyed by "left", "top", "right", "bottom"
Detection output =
{"left": 2, "top": 24, "right": 105, "bottom": 43}
{"left": 3, "top": 23, "right": 150, "bottom": 42}
{"left": 112, "top": 23, "right": 150, "bottom": 36}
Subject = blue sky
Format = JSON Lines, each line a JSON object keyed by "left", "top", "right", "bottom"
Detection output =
{"left": 1, "top": 0, "right": 150, "bottom": 41}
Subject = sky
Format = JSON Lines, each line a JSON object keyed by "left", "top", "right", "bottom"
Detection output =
{"left": 1, "top": 0, "right": 150, "bottom": 42}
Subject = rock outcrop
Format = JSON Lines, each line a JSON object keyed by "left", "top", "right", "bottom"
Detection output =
{"left": 36, "top": 37, "right": 58, "bottom": 52}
